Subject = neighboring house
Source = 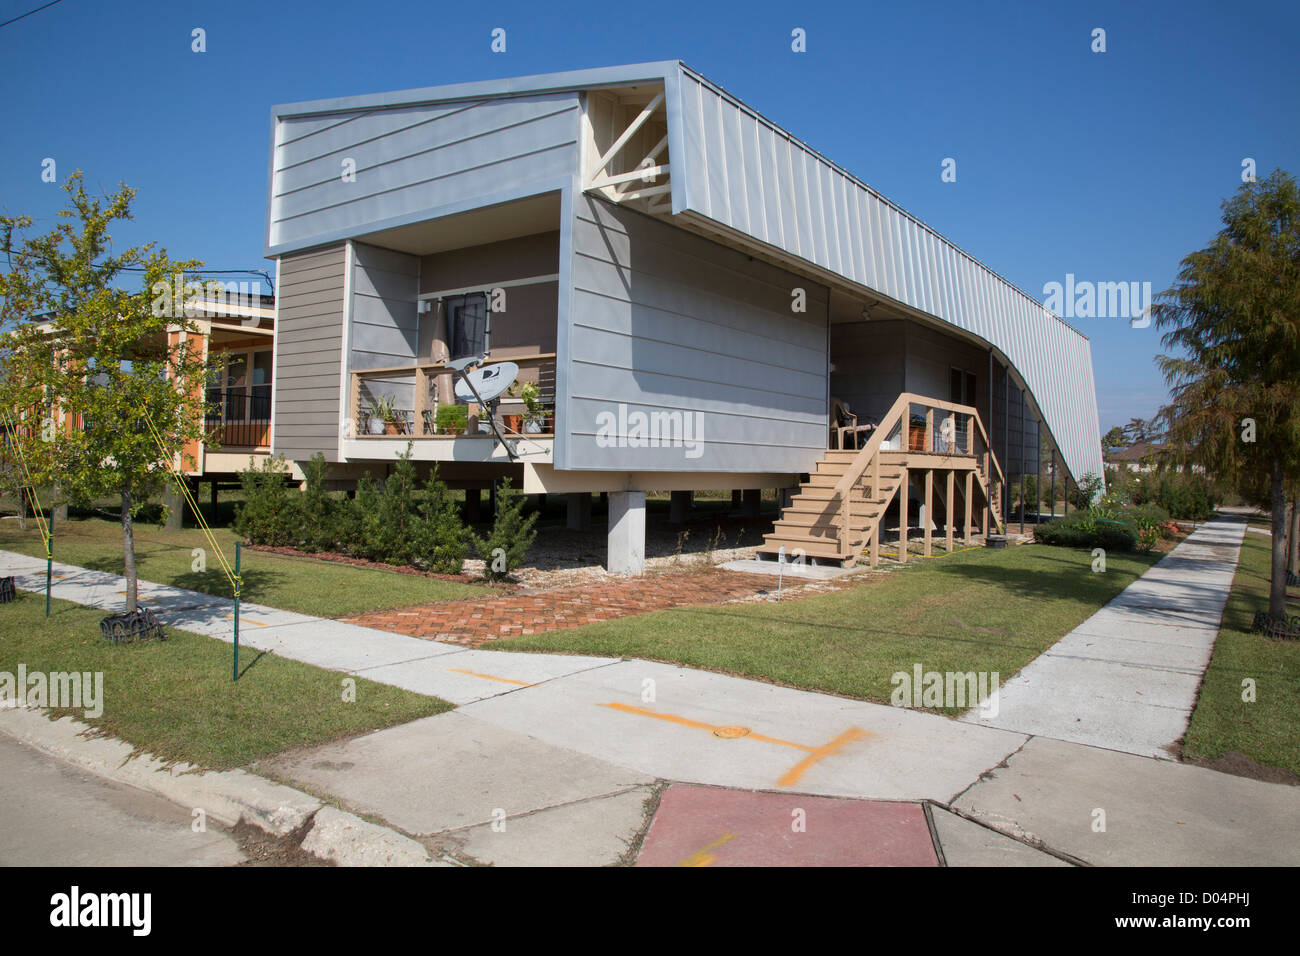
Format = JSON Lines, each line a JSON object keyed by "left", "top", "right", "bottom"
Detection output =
{"left": 261, "top": 61, "right": 1103, "bottom": 572}
{"left": 21, "top": 291, "right": 294, "bottom": 522}
{"left": 1104, "top": 441, "right": 1164, "bottom": 474}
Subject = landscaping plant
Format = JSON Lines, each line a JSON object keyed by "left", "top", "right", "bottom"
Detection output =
{"left": 473, "top": 477, "right": 537, "bottom": 580}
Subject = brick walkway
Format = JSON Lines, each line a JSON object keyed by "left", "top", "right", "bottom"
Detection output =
{"left": 344, "top": 569, "right": 799, "bottom": 647}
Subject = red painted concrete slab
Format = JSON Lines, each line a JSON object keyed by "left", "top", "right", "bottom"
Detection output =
{"left": 636, "top": 784, "right": 939, "bottom": 867}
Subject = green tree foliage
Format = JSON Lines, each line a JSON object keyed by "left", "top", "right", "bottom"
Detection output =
{"left": 0, "top": 173, "right": 209, "bottom": 611}
{"left": 1152, "top": 167, "right": 1300, "bottom": 618}
{"left": 473, "top": 478, "right": 537, "bottom": 580}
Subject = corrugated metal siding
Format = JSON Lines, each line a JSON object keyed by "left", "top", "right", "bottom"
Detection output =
{"left": 566, "top": 195, "right": 828, "bottom": 473}
{"left": 270, "top": 93, "right": 580, "bottom": 252}
{"left": 675, "top": 67, "right": 1103, "bottom": 484}
{"left": 273, "top": 244, "right": 347, "bottom": 461}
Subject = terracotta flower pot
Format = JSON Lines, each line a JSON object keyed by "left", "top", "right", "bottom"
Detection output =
{"left": 908, "top": 424, "right": 926, "bottom": 451}
{"left": 503, "top": 414, "right": 522, "bottom": 432}
{"left": 383, "top": 421, "right": 402, "bottom": 436}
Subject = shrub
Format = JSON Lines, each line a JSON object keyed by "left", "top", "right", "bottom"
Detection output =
{"left": 335, "top": 473, "right": 379, "bottom": 557}
{"left": 1069, "top": 472, "right": 1104, "bottom": 510}
{"left": 1034, "top": 507, "right": 1137, "bottom": 552}
{"left": 412, "top": 467, "right": 470, "bottom": 575}
{"left": 298, "top": 453, "right": 336, "bottom": 552}
{"left": 473, "top": 478, "right": 537, "bottom": 580}
{"left": 233, "top": 455, "right": 299, "bottom": 546}
{"left": 1124, "top": 503, "right": 1171, "bottom": 528}
{"left": 1155, "top": 472, "right": 1217, "bottom": 521}
{"left": 364, "top": 445, "right": 422, "bottom": 565}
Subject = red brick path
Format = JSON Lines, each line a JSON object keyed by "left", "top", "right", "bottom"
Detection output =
{"left": 344, "top": 570, "right": 795, "bottom": 646}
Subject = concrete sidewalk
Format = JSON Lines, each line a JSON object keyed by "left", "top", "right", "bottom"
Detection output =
{"left": 5, "top": 531, "right": 1299, "bottom": 868}
{"left": 961, "top": 517, "right": 1247, "bottom": 758}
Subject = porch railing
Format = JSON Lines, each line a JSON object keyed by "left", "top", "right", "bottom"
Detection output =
{"left": 831, "top": 392, "right": 1005, "bottom": 556}
{"left": 348, "top": 354, "right": 556, "bottom": 439}
{"left": 204, "top": 385, "right": 271, "bottom": 448}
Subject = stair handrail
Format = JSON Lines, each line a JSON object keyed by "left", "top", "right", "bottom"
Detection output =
{"left": 829, "top": 392, "right": 1006, "bottom": 555}
{"left": 829, "top": 393, "right": 911, "bottom": 556}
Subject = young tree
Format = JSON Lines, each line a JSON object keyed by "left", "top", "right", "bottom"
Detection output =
{"left": 0, "top": 172, "right": 209, "bottom": 613}
{"left": 1152, "top": 168, "right": 1300, "bottom": 620}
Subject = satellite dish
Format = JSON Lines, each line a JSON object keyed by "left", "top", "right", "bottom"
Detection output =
{"left": 445, "top": 356, "right": 478, "bottom": 373}
{"left": 454, "top": 361, "right": 518, "bottom": 403}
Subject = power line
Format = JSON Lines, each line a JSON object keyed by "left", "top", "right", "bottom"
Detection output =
{"left": 0, "top": 0, "right": 67, "bottom": 31}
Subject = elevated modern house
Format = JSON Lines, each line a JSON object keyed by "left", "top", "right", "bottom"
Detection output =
{"left": 263, "top": 61, "right": 1103, "bottom": 572}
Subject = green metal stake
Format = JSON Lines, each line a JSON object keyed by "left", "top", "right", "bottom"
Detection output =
{"left": 232, "top": 541, "right": 241, "bottom": 682}
{"left": 45, "top": 509, "right": 52, "bottom": 618}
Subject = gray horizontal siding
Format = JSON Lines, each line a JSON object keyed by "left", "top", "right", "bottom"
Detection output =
{"left": 675, "top": 66, "right": 1103, "bottom": 484}
{"left": 349, "top": 242, "right": 419, "bottom": 372}
{"left": 565, "top": 195, "right": 828, "bottom": 473}
{"left": 270, "top": 93, "right": 580, "bottom": 252}
{"left": 273, "top": 243, "right": 347, "bottom": 462}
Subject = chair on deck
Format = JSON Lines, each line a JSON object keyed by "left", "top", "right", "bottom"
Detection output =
{"left": 831, "top": 396, "right": 876, "bottom": 450}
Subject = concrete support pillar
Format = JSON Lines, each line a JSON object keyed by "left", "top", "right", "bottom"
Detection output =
{"left": 669, "top": 490, "right": 691, "bottom": 524}
{"left": 607, "top": 491, "right": 646, "bottom": 574}
{"left": 741, "top": 488, "right": 761, "bottom": 519}
{"left": 567, "top": 492, "right": 592, "bottom": 532}
{"left": 465, "top": 488, "right": 481, "bottom": 524}
{"left": 210, "top": 480, "right": 219, "bottom": 520}
{"left": 164, "top": 483, "right": 184, "bottom": 531}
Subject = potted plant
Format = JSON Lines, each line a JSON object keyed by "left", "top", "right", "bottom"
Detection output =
{"left": 435, "top": 403, "right": 468, "bottom": 435}
{"left": 907, "top": 414, "right": 927, "bottom": 451}
{"left": 515, "top": 381, "right": 548, "bottom": 434}
{"left": 368, "top": 394, "right": 405, "bottom": 435}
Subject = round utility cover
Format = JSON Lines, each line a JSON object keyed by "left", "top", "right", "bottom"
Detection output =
{"left": 453, "top": 361, "right": 518, "bottom": 403}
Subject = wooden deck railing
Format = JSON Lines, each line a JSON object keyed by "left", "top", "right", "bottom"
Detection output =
{"left": 830, "top": 392, "right": 1005, "bottom": 557}
{"left": 348, "top": 354, "right": 557, "bottom": 439}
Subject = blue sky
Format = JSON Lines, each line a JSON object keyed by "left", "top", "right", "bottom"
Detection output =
{"left": 2, "top": 0, "right": 1296, "bottom": 434}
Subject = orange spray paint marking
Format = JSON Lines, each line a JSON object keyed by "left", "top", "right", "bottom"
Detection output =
{"left": 600, "top": 702, "right": 872, "bottom": 787}
{"left": 678, "top": 832, "right": 737, "bottom": 867}
{"left": 447, "top": 668, "right": 534, "bottom": 687}
{"left": 776, "top": 727, "right": 871, "bottom": 787}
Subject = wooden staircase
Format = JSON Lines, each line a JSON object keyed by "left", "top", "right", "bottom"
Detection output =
{"left": 758, "top": 393, "right": 1006, "bottom": 568}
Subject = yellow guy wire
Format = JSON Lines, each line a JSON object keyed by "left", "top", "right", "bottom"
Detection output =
{"left": 0, "top": 410, "right": 52, "bottom": 557}
{"left": 141, "top": 411, "right": 241, "bottom": 597}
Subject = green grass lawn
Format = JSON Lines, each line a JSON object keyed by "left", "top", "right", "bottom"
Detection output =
{"left": 0, "top": 515, "right": 485, "bottom": 618}
{"left": 0, "top": 591, "right": 450, "bottom": 768}
{"left": 491, "top": 542, "right": 1164, "bottom": 713}
{"left": 1183, "top": 532, "right": 1300, "bottom": 776}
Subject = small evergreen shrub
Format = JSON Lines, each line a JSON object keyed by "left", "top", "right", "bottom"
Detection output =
{"left": 473, "top": 478, "right": 537, "bottom": 580}
{"left": 233, "top": 455, "right": 299, "bottom": 546}
{"left": 412, "top": 467, "right": 470, "bottom": 574}
{"left": 298, "top": 453, "right": 336, "bottom": 552}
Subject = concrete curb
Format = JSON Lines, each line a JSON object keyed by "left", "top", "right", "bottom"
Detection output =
{"left": 0, "top": 706, "right": 446, "bottom": 867}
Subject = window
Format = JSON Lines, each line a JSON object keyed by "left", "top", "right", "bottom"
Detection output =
{"left": 950, "top": 367, "right": 977, "bottom": 406}
{"left": 445, "top": 293, "right": 487, "bottom": 360}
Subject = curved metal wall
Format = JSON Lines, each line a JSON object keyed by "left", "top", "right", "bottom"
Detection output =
{"left": 673, "top": 66, "right": 1104, "bottom": 483}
